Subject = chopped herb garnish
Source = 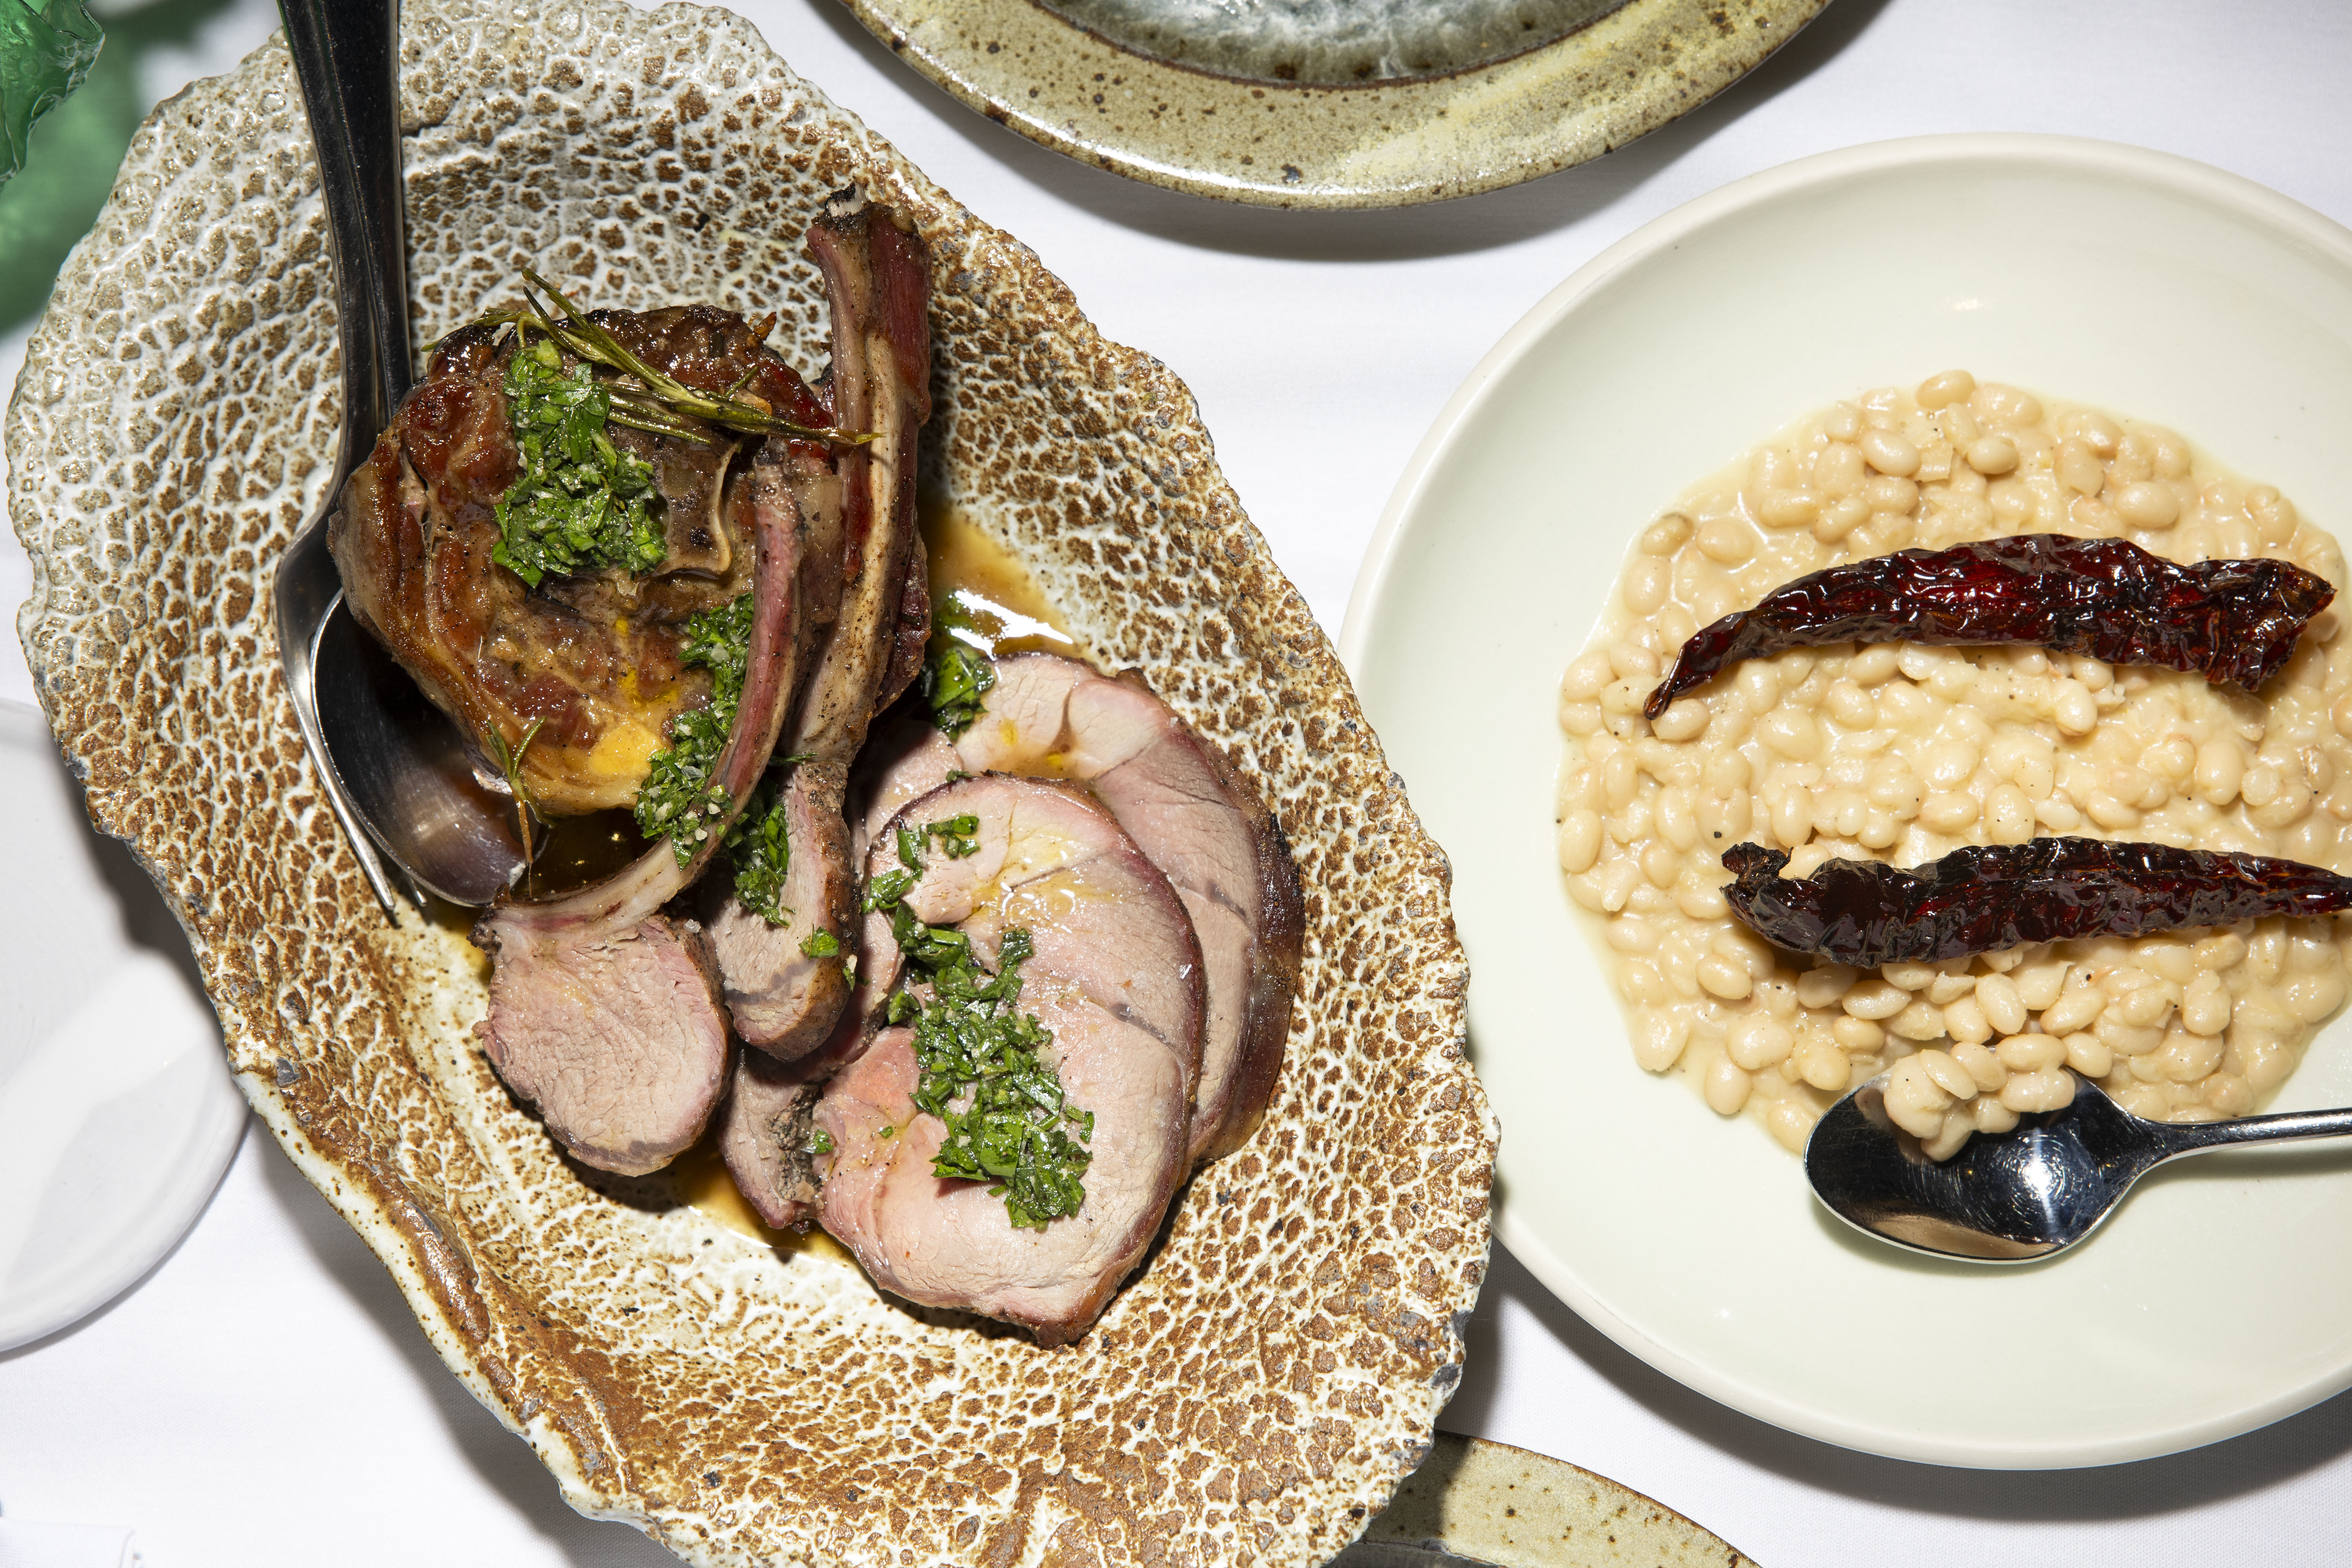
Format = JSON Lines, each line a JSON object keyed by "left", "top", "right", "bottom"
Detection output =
{"left": 924, "top": 815, "right": 980, "bottom": 859}
{"left": 725, "top": 777, "right": 792, "bottom": 925}
{"left": 804, "top": 1127, "right": 835, "bottom": 1157}
{"left": 864, "top": 831, "right": 1091, "bottom": 1230}
{"left": 629, "top": 598, "right": 807, "bottom": 915}
{"left": 924, "top": 643, "right": 996, "bottom": 738}
{"left": 634, "top": 594, "right": 752, "bottom": 864}
{"left": 800, "top": 928, "right": 840, "bottom": 959}
{"left": 492, "top": 338, "right": 665, "bottom": 588}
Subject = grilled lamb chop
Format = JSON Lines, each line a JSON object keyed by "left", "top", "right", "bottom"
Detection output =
{"left": 707, "top": 191, "right": 934, "bottom": 1057}
{"left": 328, "top": 305, "right": 841, "bottom": 815}
{"left": 815, "top": 775, "right": 1203, "bottom": 1343}
{"left": 470, "top": 462, "right": 804, "bottom": 1176}
{"left": 949, "top": 654, "right": 1301, "bottom": 1163}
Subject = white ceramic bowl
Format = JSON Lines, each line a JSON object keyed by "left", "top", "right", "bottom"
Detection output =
{"left": 1343, "top": 134, "right": 2352, "bottom": 1468}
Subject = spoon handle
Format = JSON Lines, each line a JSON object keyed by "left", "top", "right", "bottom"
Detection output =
{"left": 279, "top": 0, "right": 412, "bottom": 459}
{"left": 2152, "top": 1103, "right": 2352, "bottom": 1157}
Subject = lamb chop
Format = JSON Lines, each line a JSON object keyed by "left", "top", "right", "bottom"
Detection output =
{"left": 472, "top": 459, "right": 804, "bottom": 1174}
{"left": 717, "top": 707, "right": 952, "bottom": 1228}
{"left": 328, "top": 304, "right": 843, "bottom": 814}
{"left": 705, "top": 191, "right": 935, "bottom": 1059}
{"left": 814, "top": 775, "right": 1203, "bottom": 1344}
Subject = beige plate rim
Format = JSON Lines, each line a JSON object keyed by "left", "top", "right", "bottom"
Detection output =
{"left": 1343, "top": 132, "right": 2352, "bottom": 1468}
{"left": 837, "top": 0, "right": 1829, "bottom": 210}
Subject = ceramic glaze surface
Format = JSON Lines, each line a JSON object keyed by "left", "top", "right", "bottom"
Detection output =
{"left": 1037, "top": 0, "right": 1627, "bottom": 85}
{"left": 842, "top": 0, "right": 1826, "bottom": 208}
{"left": 3, "top": 0, "right": 1495, "bottom": 1557}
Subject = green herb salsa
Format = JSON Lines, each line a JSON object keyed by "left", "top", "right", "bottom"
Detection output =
{"left": 624, "top": 593, "right": 794, "bottom": 922}
{"left": 863, "top": 815, "right": 1093, "bottom": 1231}
{"left": 492, "top": 338, "right": 665, "bottom": 587}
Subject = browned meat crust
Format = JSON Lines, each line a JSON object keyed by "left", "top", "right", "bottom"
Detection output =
{"left": 327, "top": 305, "right": 839, "bottom": 815}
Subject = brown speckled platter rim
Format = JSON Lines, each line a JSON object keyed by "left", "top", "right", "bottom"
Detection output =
{"left": 4, "top": 0, "right": 1498, "bottom": 1560}
{"left": 838, "top": 0, "right": 1829, "bottom": 209}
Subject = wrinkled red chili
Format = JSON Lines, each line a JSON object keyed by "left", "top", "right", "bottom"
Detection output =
{"left": 1721, "top": 838, "right": 2352, "bottom": 966}
{"left": 1645, "top": 535, "right": 2333, "bottom": 719}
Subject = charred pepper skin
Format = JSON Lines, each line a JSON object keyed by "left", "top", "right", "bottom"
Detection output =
{"left": 1721, "top": 838, "right": 2352, "bottom": 966}
{"left": 1644, "top": 535, "right": 2334, "bottom": 720}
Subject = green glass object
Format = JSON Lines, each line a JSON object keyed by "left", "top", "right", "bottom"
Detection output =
{"left": 0, "top": 0, "right": 102, "bottom": 181}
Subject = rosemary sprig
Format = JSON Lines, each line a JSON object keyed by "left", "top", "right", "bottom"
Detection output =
{"left": 463, "top": 268, "right": 875, "bottom": 451}
{"left": 481, "top": 717, "right": 546, "bottom": 882}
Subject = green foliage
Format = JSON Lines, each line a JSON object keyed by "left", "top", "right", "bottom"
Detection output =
{"left": 0, "top": 0, "right": 100, "bottom": 182}
{"left": 491, "top": 339, "right": 664, "bottom": 588}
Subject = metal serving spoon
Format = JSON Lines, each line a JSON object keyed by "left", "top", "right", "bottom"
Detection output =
{"left": 1806, "top": 1072, "right": 2352, "bottom": 1262}
{"left": 272, "top": 0, "right": 525, "bottom": 915}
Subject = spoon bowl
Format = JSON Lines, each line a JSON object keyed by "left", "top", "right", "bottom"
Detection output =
{"left": 1807, "top": 1072, "right": 2352, "bottom": 1263}
{"left": 271, "top": 0, "right": 526, "bottom": 915}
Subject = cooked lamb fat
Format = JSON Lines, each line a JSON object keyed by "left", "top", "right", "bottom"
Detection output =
{"left": 328, "top": 304, "right": 843, "bottom": 815}
{"left": 955, "top": 654, "right": 1303, "bottom": 1163}
{"left": 815, "top": 774, "right": 1203, "bottom": 1343}
{"left": 708, "top": 190, "right": 934, "bottom": 1055}
{"left": 472, "top": 465, "right": 805, "bottom": 1176}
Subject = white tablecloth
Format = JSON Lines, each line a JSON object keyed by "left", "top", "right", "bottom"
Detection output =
{"left": 7, "top": 1, "right": 2352, "bottom": 1561}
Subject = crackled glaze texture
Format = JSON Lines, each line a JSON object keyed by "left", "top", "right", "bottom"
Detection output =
{"left": 3, "top": 0, "right": 1495, "bottom": 1562}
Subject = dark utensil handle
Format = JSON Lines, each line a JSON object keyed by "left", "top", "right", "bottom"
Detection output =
{"left": 279, "top": 0, "right": 411, "bottom": 472}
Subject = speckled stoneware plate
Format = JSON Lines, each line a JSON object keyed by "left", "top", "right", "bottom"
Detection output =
{"left": 1342, "top": 1434, "right": 1756, "bottom": 1568}
{"left": 2, "top": 0, "right": 1496, "bottom": 1558}
{"left": 841, "top": 0, "right": 1828, "bottom": 209}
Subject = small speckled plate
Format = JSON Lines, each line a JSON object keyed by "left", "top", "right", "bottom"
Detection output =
{"left": 1344, "top": 1434, "right": 1756, "bottom": 1568}
{"left": 3, "top": 0, "right": 1496, "bottom": 1559}
{"left": 839, "top": 0, "right": 1829, "bottom": 209}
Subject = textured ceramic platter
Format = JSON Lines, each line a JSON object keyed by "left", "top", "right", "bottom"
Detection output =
{"left": 2, "top": 0, "right": 1496, "bottom": 1559}
{"left": 1342, "top": 135, "right": 2352, "bottom": 1468}
{"left": 838, "top": 0, "right": 1828, "bottom": 209}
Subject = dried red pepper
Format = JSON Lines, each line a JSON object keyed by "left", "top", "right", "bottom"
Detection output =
{"left": 1721, "top": 838, "right": 2352, "bottom": 966}
{"left": 1645, "top": 535, "right": 2333, "bottom": 719}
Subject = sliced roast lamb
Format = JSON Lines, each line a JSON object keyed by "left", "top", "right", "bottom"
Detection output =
{"left": 716, "top": 713, "right": 982, "bottom": 1229}
{"left": 951, "top": 654, "right": 1302, "bottom": 1163}
{"left": 707, "top": 191, "right": 934, "bottom": 1058}
{"left": 815, "top": 775, "right": 1203, "bottom": 1343}
{"left": 329, "top": 305, "right": 842, "bottom": 815}
{"left": 470, "top": 463, "right": 804, "bottom": 1176}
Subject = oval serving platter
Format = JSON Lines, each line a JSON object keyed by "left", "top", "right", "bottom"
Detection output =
{"left": 2, "top": 0, "right": 1496, "bottom": 1558}
{"left": 840, "top": 0, "right": 1828, "bottom": 209}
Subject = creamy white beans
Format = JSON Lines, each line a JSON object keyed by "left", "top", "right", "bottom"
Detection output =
{"left": 1556, "top": 371, "right": 2352, "bottom": 1157}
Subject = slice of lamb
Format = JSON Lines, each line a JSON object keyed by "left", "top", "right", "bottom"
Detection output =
{"left": 952, "top": 653, "right": 1303, "bottom": 1165}
{"left": 471, "top": 463, "right": 804, "bottom": 1176}
{"left": 814, "top": 775, "right": 1203, "bottom": 1343}
{"left": 708, "top": 190, "right": 933, "bottom": 1056}
{"left": 715, "top": 708, "right": 955, "bottom": 1225}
